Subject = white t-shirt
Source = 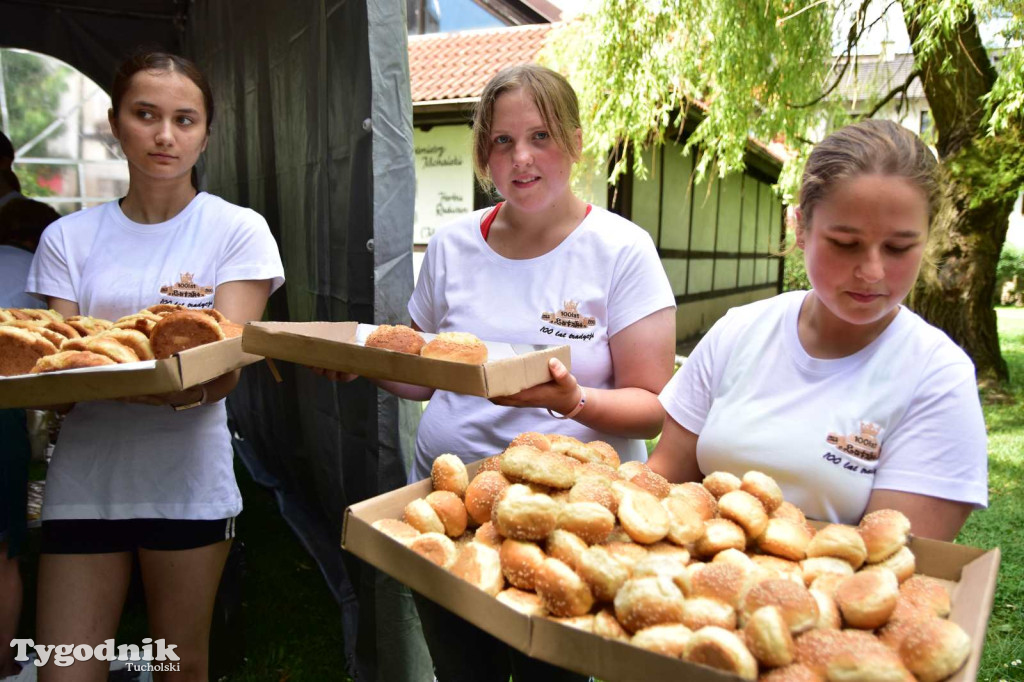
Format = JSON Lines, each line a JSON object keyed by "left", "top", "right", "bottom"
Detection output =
{"left": 26, "top": 192, "right": 285, "bottom": 521}
{"left": 660, "top": 290, "right": 988, "bottom": 525}
{"left": 0, "top": 245, "right": 43, "bottom": 308}
{"left": 409, "top": 205, "right": 676, "bottom": 481}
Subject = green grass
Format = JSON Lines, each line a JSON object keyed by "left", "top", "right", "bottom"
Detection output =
{"left": 961, "top": 307, "right": 1024, "bottom": 682}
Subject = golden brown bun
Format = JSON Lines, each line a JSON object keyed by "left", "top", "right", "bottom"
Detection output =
{"left": 631, "top": 623, "right": 694, "bottom": 658}
{"left": 4, "top": 318, "right": 79, "bottom": 340}
{"left": 623, "top": 463, "right": 670, "bottom": 499}
{"left": 371, "top": 518, "right": 420, "bottom": 544}
{"left": 557, "top": 501, "right": 615, "bottom": 544}
{"left": 548, "top": 614, "right": 595, "bottom": 632}
{"left": 498, "top": 538, "right": 546, "bottom": 590}
{"left": 801, "top": 557, "right": 855, "bottom": 586}
{"left": 220, "top": 321, "right": 243, "bottom": 339}
{"left": 472, "top": 521, "right": 504, "bottom": 549}
{"left": 2, "top": 321, "right": 67, "bottom": 348}
{"left": 431, "top": 453, "right": 469, "bottom": 497}
{"left": 576, "top": 545, "right": 631, "bottom": 602}
{"left": 758, "top": 518, "right": 813, "bottom": 561}
{"left": 703, "top": 471, "right": 742, "bottom": 499}
{"left": 809, "top": 573, "right": 847, "bottom": 599}
{"left": 0, "top": 326, "right": 58, "bottom": 375}
{"left": 719, "top": 489, "right": 769, "bottom": 539}
{"left": 741, "top": 471, "right": 784, "bottom": 513}
{"left": 500, "top": 445, "right": 576, "bottom": 489}
{"left": 761, "top": 663, "right": 824, "bottom": 682}
{"left": 82, "top": 337, "right": 139, "bottom": 364}
{"left": 679, "top": 596, "right": 737, "bottom": 631}
{"left": 491, "top": 484, "right": 559, "bottom": 541}
{"left": 835, "top": 567, "right": 899, "bottom": 629}
{"left": 408, "top": 532, "right": 457, "bottom": 568}
{"left": 683, "top": 626, "right": 758, "bottom": 680}
{"left": 544, "top": 529, "right": 588, "bottom": 570}
{"left": 403, "top": 498, "right": 445, "bottom": 534}
{"left": 30, "top": 350, "right": 115, "bottom": 374}
{"left": 873, "top": 546, "right": 916, "bottom": 584}
{"left": 547, "top": 434, "right": 603, "bottom": 464}
{"left": 569, "top": 475, "right": 617, "bottom": 514}
{"left": 425, "top": 490, "right": 468, "bottom": 537}
{"left": 146, "top": 304, "right": 187, "bottom": 315}
{"left": 810, "top": 588, "right": 843, "bottom": 630}
{"left": 752, "top": 554, "right": 805, "bottom": 584}
{"left": 661, "top": 496, "right": 705, "bottom": 546}
{"left": 877, "top": 609, "right": 932, "bottom": 653}
{"left": 496, "top": 587, "right": 549, "bottom": 616}
{"left": 694, "top": 518, "right": 747, "bottom": 559}
{"left": 196, "top": 308, "right": 229, "bottom": 323}
{"left": 741, "top": 579, "right": 819, "bottom": 635}
{"left": 464, "top": 471, "right": 511, "bottom": 526}
{"left": 858, "top": 509, "right": 911, "bottom": 564}
{"left": 593, "top": 607, "right": 630, "bottom": 640}
{"left": 631, "top": 555, "right": 689, "bottom": 595}
{"left": 150, "top": 310, "right": 225, "bottom": 359}
{"left": 602, "top": 540, "right": 649, "bottom": 568}
{"left": 420, "top": 331, "right": 488, "bottom": 364}
{"left": 614, "top": 575, "right": 686, "bottom": 633}
{"left": 365, "top": 324, "right": 425, "bottom": 355}
{"left": 509, "top": 431, "right": 551, "bottom": 451}
{"left": 617, "top": 489, "right": 670, "bottom": 544}
{"left": 450, "top": 542, "right": 504, "bottom": 596}
{"left": 668, "top": 482, "right": 718, "bottom": 520}
{"left": 793, "top": 629, "right": 884, "bottom": 677}
{"left": 586, "top": 440, "right": 621, "bottom": 468}
{"left": 807, "top": 525, "right": 868, "bottom": 569}
{"left": 112, "top": 312, "right": 160, "bottom": 336}
{"left": 689, "top": 561, "right": 755, "bottom": 609}
{"left": 478, "top": 455, "right": 503, "bottom": 473}
{"left": 645, "top": 540, "right": 690, "bottom": 562}
{"left": 826, "top": 647, "right": 914, "bottom": 682}
{"left": 534, "top": 557, "right": 594, "bottom": 617}
{"left": 64, "top": 315, "right": 111, "bottom": 336}
{"left": 745, "top": 605, "right": 795, "bottom": 668}
{"left": 99, "top": 328, "right": 154, "bottom": 361}
{"left": 898, "top": 575, "right": 951, "bottom": 618}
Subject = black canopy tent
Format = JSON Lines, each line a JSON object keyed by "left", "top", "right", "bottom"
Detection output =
{"left": 0, "top": 1, "right": 426, "bottom": 679}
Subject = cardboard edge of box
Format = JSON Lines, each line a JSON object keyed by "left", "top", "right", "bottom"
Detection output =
{"left": 342, "top": 471, "right": 1001, "bottom": 682}
{"left": 0, "top": 336, "right": 261, "bottom": 408}
{"left": 241, "top": 321, "right": 571, "bottom": 398}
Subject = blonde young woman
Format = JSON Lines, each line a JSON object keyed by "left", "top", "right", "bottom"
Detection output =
{"left": 26, "top": 52, "right": 284, "bottom": 681}
{"left": 649, "top": 120, "right": 988, "bottom": 541}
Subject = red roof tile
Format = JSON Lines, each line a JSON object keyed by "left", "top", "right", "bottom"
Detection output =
{"left": 409, "top": 24, "right": 556, "bottom": 103}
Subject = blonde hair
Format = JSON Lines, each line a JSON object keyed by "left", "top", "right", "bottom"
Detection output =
{"left": 472, "top": 64, "right": 581, "bottom": 193}
{"left": 799, "top": 120, "right": 939, "bottom": 231}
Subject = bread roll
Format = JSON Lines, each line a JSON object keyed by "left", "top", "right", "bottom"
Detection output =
{"left": 741, "top": 470, "right": 784, "bottom": 513}
{"left": 544, "top": 529, "right": 588, "bottom": 570}
{"left": 420, "top": 331, "right": 488, "bottom": 364}
{"left": 898, "top": 575, "right": 951, "bottom": 618}
{"left": 617, "top": 489, "right": 670, "bottom": 544}
{"left": 679, "top": 596, "right": 737, "bottom": 631}
{"left": 741, "top": 579, "right": 819, "bottom": 635}
{"left": 873, "top": 545, "right": 916, "bottom": 584}
{"left": 593, "top": 607, "right": 630, "bottom": 641}
{"left": 744, "top": 605, "right": 795, "bottom": 668}
{"left": 450, "top": 542, "right": 504, "bottom": 596}
{"left": 557, "top": 501, "right": 615, "bottom": 544}
{"left": 576, "top": 545, "right": 631, "bottom": 603}
{"left": 491, "top": 484, "right": 559, "bottom": 541}
{"left": 668, "top": 482, "right": 718, "bottom": 520}
{"left": 534, "top": 557, "right": 594, "bottom": 617}
{"left": 702, "top": 471, "right": 742, "bottom": 499}
{"left": 464, "top": 470, "right": 511, "bottom": 526}
{"left": 586, "top": 440, "right": 621, "bottom": 468}
{"left": 509, "top": 431, "right": 551, "bottom": 451}
{"left": 758, "top": 518, "right": 813, "bottom": 561}
{"left": 425, "top": 490, "right": 468, "bottom": 537}
{"left": 718, "top": 489, "right": 769, "bottom": 539}
{"left": 683, "top": 626, "right": 758, "bottom": 680}
{"left": 499, "top": 538, "right": 546, "bottom": 590}
{"left": 500, "top": 445, "right": 576, "bottom": 489}
{"left": 371, "top": 518, "right": 420, "bottom": 544}
{"left": 631, "top": 624, "right": 693, "bottom": 658}
{"left": 858, "top": 509, "right": 911, "bottom": 564}
{"left": 365, "top": 324, "right": 425, "bottom": 354}
{"left": 0, "top": 326, "right": 58, "bottom": 375}
{"left": 568, "top": 475, "right": 617, "bottom": 514}
{"left": 547, "top": 434, "right": 603, "bottom": 464}
{"left": 431, "top": 453, "right": 470, "bottom": 498}
{"left": 835, "top": 567, "right": 899, "bottom": 629}
{"left": 807, "top": 524, "right": 868, "bottom": 569}
{"left": 694, "top": 518, "right": 747, "bottom": 559}
{"left": 614, "top": 575, "right": 686, "bottom": 633}
{"left": 801, "top": 556, "right": 855, "bottom": 586}
{"left": 496, "top": 587, "right": 548, "bottom": 616}
{"left": 150, "top": 310, "right": 225, "bottom": 359}
{"left": 408, "top": 532, "right": 457, "bottom": 568}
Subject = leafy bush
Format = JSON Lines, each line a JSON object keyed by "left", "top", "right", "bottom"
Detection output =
{"left": 996, "top": 243, "right": 1024, "bottom": 306}
{"left": 782, "top": 233, "right": 810, "bottom": 292}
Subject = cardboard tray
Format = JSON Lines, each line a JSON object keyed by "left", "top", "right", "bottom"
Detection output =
{"left": 0, "top": 337, "right": 261, "bottom": 408}
{"left": 241, "top": 321, "right": 571, "bottom": 398}
{"left": 341, "top": 464, "right": 1001, "bottom": 682}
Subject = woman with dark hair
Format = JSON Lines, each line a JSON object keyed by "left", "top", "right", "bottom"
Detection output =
{"left": 26, "top": 51, "right": 284, "bottom": 681}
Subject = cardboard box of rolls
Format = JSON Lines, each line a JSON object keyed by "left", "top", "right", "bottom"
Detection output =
{"left": 0, "top": 305, "right": 260, "bottom": 408}
{"left": 342, "top": 433, "right": 1001, "bottom": 682}
{"left": 241, "top": 321, "right": 571, "bottom": 397}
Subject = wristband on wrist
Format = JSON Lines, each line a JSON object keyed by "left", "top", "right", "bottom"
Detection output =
{"left": 547, "top": 387, "right": 586, "bottom": 421}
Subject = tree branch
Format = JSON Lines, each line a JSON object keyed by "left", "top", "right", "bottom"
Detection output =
{"left": 858, "top": 68, "right": 921, "bottom": 120}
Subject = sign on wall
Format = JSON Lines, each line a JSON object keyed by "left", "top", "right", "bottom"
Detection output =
{"left": 414, "top": 126, "right": 474, "bottom": 245}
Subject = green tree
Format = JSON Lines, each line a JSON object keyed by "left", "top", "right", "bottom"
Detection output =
{"left": 2, "top": 49, "right": 71, "bottom": 197}
{"left": 546, "top": 0, "right": 1024, "bottom": 386}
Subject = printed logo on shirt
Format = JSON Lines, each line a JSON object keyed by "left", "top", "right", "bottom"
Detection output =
{"left": 539, "top": 299, "right": 597, "bottom": 341}
{"left": 826, "top": 421, "right": 882, "bottom": 461}
{"left": 160, "top": 272, "right": 213, "bottom": 298}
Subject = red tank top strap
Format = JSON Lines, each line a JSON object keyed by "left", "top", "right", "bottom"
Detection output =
{"left": 480, "top": 203, "right": 503, "bottom": 241}
{"left": 480, "top": 202, "right": 592, "bottom": 242}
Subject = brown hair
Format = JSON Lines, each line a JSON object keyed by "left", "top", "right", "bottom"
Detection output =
{"left": 798, "top": 119, "right": 939, "bottom": 230}
{"left": 472, "top": 64, "right": 581, "bottom": 193}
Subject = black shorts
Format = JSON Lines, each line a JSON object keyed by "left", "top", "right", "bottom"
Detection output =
{"left": 40, "top": 517, "right": 236, "bottom": 554}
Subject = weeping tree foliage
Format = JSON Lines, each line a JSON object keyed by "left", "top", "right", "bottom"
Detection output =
{"left": 545, "top": 0, "right": 1024, "bottom": 387}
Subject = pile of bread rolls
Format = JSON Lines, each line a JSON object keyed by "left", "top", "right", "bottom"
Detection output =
{"left": 0, "top": 305, "right": 241, "bottom": 376}
{"left": 372, "top": 433, "right": 972, "bottom": 682}
{"left": 365, "top": 324, "right": 488, "bottom": 364}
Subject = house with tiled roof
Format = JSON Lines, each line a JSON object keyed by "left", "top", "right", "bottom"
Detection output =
{"left": 409, "top": 22, "right": 788, "bottom": 340}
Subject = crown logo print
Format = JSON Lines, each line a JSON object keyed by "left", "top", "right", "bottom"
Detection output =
{"left": 563, "top": 299, "right": 579, "bottom": 313}
{"left": 180, "top": 272, "right": 195, "bottom": 285}
{"left": 860, "top": 422, "right": 880, "bottom": 437}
